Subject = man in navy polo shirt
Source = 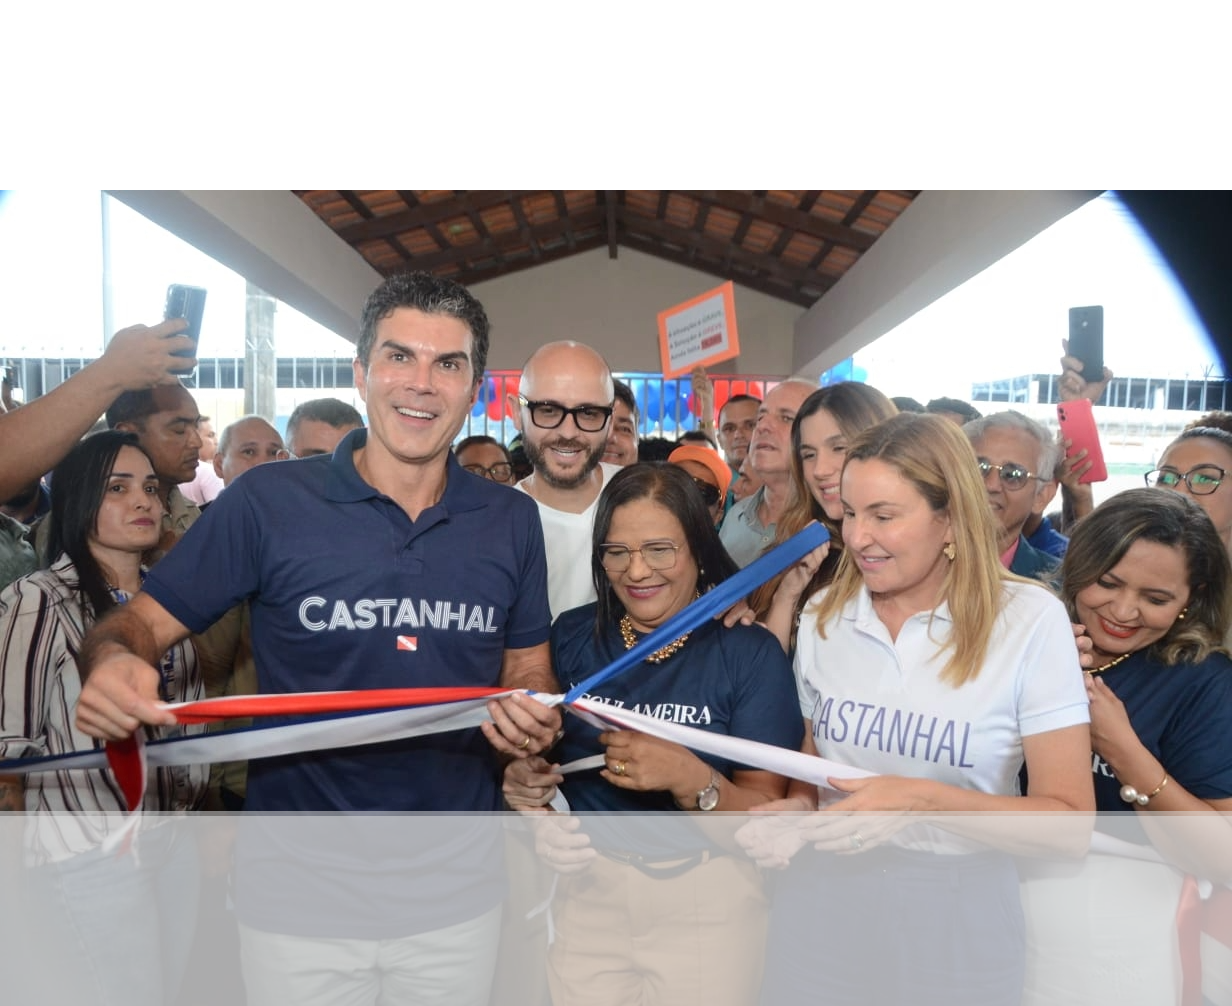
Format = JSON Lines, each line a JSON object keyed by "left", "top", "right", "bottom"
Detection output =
{"left": 74, "top": 271, "right": 560, "bottom": 1006}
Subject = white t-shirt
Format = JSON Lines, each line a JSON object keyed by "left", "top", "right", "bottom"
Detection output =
{"left": 517, "top": 462, "right": 620, "bottom": 621}
{"left": 795, "top": 578, "right": 1089, "bottom": 798}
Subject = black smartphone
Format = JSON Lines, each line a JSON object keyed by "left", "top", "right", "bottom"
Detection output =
{"left": 163, "top": 284, "right": 207, "bottom": 376}
{"left": 1067, "top": 305, "right": 1104, "bottom": 382}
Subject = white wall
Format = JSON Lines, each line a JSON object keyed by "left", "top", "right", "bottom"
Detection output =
{"left": 471, "top": 246, "right": 803, "bottom": 374}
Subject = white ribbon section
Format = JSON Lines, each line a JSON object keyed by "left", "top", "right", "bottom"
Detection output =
{"left": 568, "top": 696, "right": 874, "bottom": 789}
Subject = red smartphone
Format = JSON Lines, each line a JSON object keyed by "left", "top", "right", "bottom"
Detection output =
{"left": 1056, "top": 399, "right": 1108, "bottom": 484}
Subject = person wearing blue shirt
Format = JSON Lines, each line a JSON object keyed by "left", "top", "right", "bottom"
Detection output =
{"left": 505, "top": 463, "right": 803, "bottom": 1006}
{"left": 1021, "top": 488, "right": 1232, "bottom": 1006}
{"left": 73, "top": 271, "right": 562, "bottom": 1006}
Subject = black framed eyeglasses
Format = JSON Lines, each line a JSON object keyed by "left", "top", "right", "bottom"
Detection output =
{"left": 598, "top": 540, "right": 682, "bottom": 572}
{"left": 516, "top": 394, "right": 613, "bottom": 433}
{"left": 462, "top": 462, "right": 514, "bottom": 483}
{"left": 977, "top": 459, "right": 1044, "bottom": 492}
{"left": 688, "top": 476, "right": 721, "bottom": 507}
{"left": 1145, "top": 465, "right": 1225, "bottom": 495}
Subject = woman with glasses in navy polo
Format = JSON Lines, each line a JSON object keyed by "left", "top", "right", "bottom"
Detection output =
{"left": 503, "top": 462, "right": 803, "bottom": 1006}
{"left": 1146, "top": 425, "right": 1232, "bottom": 559}
{"left": 1018, "top": 487, "right": 1232, "bottom": 1006}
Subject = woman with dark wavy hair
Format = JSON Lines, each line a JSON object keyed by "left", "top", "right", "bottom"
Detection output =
{"left": 504, "top": 462, "right": 803, "bottom": 1006}
{"left": 0, "top": 429, "right": 205, "bottom": 1005}
{"left": 1018, "top": 487, "right": 1232, "bottom": 1006}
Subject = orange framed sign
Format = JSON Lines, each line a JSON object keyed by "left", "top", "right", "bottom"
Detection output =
{"left": 656, "top": 281, "right": 740, "bottom": 378}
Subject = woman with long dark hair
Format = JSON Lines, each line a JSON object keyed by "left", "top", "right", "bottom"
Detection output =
{"left": 0, "top": 429, "right": 206, "bottom": 1005}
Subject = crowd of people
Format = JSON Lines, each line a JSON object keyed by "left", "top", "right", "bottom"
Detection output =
{"left": 0, "top": 268, "right": 1229, "bottom": 1006}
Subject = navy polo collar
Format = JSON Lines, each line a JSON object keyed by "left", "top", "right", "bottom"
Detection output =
{"left": 323, "top": 427, "right": 486, "bottom": 516}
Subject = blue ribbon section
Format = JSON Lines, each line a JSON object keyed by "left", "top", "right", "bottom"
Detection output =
{"left": 563, "top": 522, "right": 830, "bottom": 702}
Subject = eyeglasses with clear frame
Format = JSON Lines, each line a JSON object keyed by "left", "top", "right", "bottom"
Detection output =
{"left": 976, "top": 459, "right": 1046, "bottom": 491}
{"left": 517, "top": 395, "right": 613, "bottom": 433}
{"left": 462, "top": 462, "right": 514, "bottom": 483}
{"left": 1145, "top": 465, "right": 1226, "bottom": 495}
{"left": 598, "top": 540, "right": 683, "bottom": 572}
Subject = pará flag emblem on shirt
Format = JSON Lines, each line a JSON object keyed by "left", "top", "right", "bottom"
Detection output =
{"left": 396, "top": 635, "right": 418, "bottom": 652}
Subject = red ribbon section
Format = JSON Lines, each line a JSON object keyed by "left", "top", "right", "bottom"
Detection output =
{"left": 104, "top": 734, "right": 146, "bottom": 814}
{"left": 166, "top": 685, "right": 512, "bottom": 724}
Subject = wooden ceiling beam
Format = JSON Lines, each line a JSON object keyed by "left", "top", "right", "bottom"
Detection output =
{"left": 454, "top": 191, "right": 506, "bottom": 268}
{"left": 620, "top": 234, "right": 815, "bottom": 309}
{"left": 340, "top": 190, "right": 413, "bottom": 262}
{"left": 394, "top": 189, "right": 451, "bottom": 251}
{"left": 730, "top": 191, "right": 763, "bottom": 246}
{"left": 689, "top": 202, "right": 712, "bottom": 261}
{"left": 407, "top": 207, "right": 605, "bottom": 273}
{"left": 621, "top": 211, "right": 838, "bottom": 295}
{"left": 553, "top": 191, "right": 577, "bottom": 250}
{"left": 768, "top": 190, "right": 820, "bottom": 257}
{"left": 509, "top": 193, "right": 542, "bottom": 261}
{"left": 450, "top": 234, "right": 608, "bottom": 288}
{"left": 725, "top": 191, "right": 765, "bottom": 270}
{"left": 337, "top": 191, "right": 517, "bottom": 243}
{"left": 605, "top": 190, "right": 618, "bottom": 259}
{"left": 679, "top": 190, "right": 875, "bottom": 251}
{"left": 807, "top": 190, "right": 881, "bottom": 271}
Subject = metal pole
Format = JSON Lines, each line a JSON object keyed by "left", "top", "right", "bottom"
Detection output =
{"left": 100, "top": 192, "right": 114, "bottom": 349}
{"left": 245, "top": 281, "right": 277, "bottom": 419}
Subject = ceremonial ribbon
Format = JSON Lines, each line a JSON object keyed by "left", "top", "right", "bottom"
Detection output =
{"left": 0, "top": 525, "right": 829, "bottom": 805}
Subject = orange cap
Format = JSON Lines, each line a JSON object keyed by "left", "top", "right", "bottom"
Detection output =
{"left": 668, "top": 444, "right": 732, "bottom": 498}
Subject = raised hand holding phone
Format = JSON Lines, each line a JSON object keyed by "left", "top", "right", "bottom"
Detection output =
{"left": 1057, "top": 399, "right": 1108, "bottom": 484}
{"left": 163, "top": 284, "right": 207, "bottom": 377}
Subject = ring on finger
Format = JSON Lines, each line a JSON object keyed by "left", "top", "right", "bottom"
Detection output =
{"left": 517, "top": 735, "right": 532, "bottom": 751}
{"left": 611, "top": 760, "right": 626, "bottom": 776}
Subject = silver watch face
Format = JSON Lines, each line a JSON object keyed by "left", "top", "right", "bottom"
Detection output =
{"left": 697, "top": 783, "right": 720, "bottom": 812}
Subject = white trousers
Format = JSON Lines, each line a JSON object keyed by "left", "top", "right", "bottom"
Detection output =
{"left": 238, "top": 904, "right": 502, "bottom": 1006}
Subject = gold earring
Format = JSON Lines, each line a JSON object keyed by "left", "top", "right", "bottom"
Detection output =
{"left": 1177, "top": 608, "right": 1187, "bottom": 621}
{"left": 943, "top": 542, "right": 956, "bottom": 561}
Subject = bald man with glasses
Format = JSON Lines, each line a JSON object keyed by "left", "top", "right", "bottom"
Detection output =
{"left": 508, "top": 340, "right": 620, "bottom": 620}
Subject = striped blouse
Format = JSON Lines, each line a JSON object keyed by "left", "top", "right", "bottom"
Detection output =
{"left": 0, "top": 554, "right": 206, "bottom": 863}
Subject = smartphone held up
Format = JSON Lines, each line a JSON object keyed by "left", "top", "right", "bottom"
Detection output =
{"left": 163, "top": 284, "right": 207, "bottom": 377}
{"left": 1067, "top": 305, "right": 1104, "bottom": 383}
{"left": 1057, "top": 399, "right": 1108, "bottom": 485}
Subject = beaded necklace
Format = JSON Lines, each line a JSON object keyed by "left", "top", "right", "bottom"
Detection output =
{"left": 1084, "top": 651, "right": 1134, "bottom": 676}
{"left": 619, "top": 614, "right": 690, "bottom": 664}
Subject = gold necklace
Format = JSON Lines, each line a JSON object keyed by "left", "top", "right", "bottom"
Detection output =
{"left": 619, "top": 614, "right": 690, "bottom": 664}
{"left": 1085, "top": 651, "right": 1134, "bottom": 676}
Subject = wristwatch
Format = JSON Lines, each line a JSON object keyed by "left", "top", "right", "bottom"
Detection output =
{"left": 695, "top": 768, "right": 722, "bottom": 812}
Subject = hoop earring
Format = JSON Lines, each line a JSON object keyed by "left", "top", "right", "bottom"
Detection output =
{"left": 943, "top": 542, "right": 956, "bottom": 562}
